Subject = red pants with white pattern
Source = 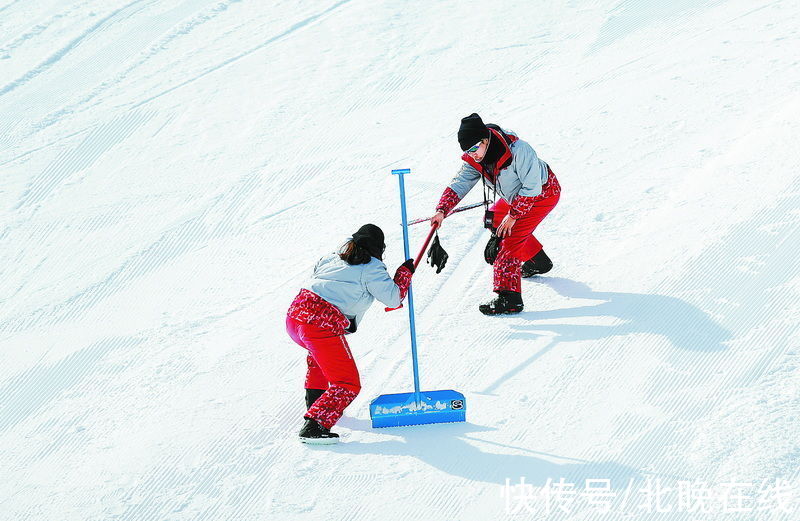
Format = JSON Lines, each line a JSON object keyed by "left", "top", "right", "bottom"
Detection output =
{"left": 286, "top": 316, "right": 361, "bottom": 429}
{"left": 490, "top": 167, "right": 561, "bottom": 293}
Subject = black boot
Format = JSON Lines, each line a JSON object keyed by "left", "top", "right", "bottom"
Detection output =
{"left": 521, "top": 249, "right": 553, "bottom": 278}
{"left": 479, "top": 291, "right": 524, "bottom": 315}
{"left": 305, "top": 388, "right": 325, "bottom": 409}
{"left": 299, "top": 418, "right": 340, "bottom": 445}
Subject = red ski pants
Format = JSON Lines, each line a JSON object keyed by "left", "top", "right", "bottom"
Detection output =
{"left": 490, "top": 170, "right": 560, "bottom": 293}
{"left": 286, "top": 316, "right": 360, "bottom": 429}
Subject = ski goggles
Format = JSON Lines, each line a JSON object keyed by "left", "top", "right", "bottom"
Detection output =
{"left": 465, "top": 141, "right": 483, "bottom": 154}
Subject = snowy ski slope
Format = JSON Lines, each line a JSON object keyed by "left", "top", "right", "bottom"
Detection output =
{"left": 1, "top": 1, "right": 799, "bottom": 520}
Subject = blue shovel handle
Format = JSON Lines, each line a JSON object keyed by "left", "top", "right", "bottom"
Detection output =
{"left": 391, "top": 168, "right": 421, "bottom": 397}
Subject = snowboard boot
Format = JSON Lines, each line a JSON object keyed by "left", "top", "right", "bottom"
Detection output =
{"left": 521, "top": 249, "right": 553, "bottom": 278}
{"left": 305, "top": 388, "right": 325, "bottom": 409}
{"left": 479, "top": 291, "right": 524, "bottom": 315}
{"left": 299, "top": 418, "right": 340, "bottom": 445}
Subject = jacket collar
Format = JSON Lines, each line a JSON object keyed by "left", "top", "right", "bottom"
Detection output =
{"left": 461, "top": 127, "right": 517, "bottom": 182}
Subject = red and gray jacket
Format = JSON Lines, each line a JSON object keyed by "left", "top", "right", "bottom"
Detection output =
{"left": 436, "top": 126, "right": 553, "bottom": 219}
{"left": 288, "top": 253, "right": 412, "bottom": 335}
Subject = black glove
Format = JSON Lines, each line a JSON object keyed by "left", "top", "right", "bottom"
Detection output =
{"left": 401, "top": 259, "right": 415, "bottom": 273}
{"left": 426, "top": 233, "right": 449, "bottom": 274}
{"left": 484, "top": 233, "right": 502, "bottom": 265}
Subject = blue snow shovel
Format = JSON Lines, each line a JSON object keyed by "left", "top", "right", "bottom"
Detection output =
{"left": 369, "top": 168, "right": 466, "bottom": 428}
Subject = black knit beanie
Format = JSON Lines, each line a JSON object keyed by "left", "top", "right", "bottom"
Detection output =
{"left": 458, "top": 113, "right": 490, "bottom": 151}
{"left": 351, "top": 224, "right": 385, "bottom": 259}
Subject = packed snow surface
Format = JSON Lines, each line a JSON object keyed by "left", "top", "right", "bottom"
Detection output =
{"left": 1, "top": 1, "right": 799, "bottom": 520}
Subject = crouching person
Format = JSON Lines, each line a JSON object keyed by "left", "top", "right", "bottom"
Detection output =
{"left": 431, "top": 113, "right": 561, "bottom": 315}
{"left": 286, "top": 224, "right": 414, "bottom": 444}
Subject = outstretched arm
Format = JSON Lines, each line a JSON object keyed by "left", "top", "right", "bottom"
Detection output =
{"left": 432, "top": 163, "right": 482, "bottom": 227}
{"left": 364, "top": 261, "right": 414, "bottom": 309}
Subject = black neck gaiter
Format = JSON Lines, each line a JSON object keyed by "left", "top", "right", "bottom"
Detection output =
{"left": 481, "top": 135, "right": 505, "bottom": 170}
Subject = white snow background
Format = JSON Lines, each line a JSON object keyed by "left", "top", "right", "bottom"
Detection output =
{"left": 1, "top": 1, "right": 799, "bottom": 520}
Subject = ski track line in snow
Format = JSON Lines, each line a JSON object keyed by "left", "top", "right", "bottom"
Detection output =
{"left": 0, "top": 212, "right": 208, "bottom": 333}
{"left": 1, "top": 219, "right": 63, "bottom": 304}
{"left": 2, "top": 166, "right": 274, "bottom": 334}
{"left": 0, "top": 19, "right": 51, "bottom": 55}
{"left": 0, "top": 0, "right": 24, "bottom": 15}
{"left": 0, "top": 0, "right": 99, "bottom": 57}
{"left": 0, "top": 0, "right": 150, "bottom": 98}
{"left": 113, "top": 398, "right": 248, "bottom": 520}
{"left": 0, "top": 336, "right": 144, "bottom": 434}
{"left": 13, "top": 108, "right": 155, "bottom": 210}
{"left": 0, "top": 0, "right": 209, "bottom": 156}
{"left": 101, "top": 411, "right": 285, "bottom": 520}
{"left": 0, "top": 124, "right": 94, "bottom": 167}
{"left": 30, "top": 0, "right": 243, "bottom": 137}
{"left": 2, "top": 161, "right": 361, "bottom": 343}
{"left": 3, "top": 343, "right": 260, "bottom": 512}
{"left": 1, "top": 0, "right": 346, "bottom": 166}
{"left": 129, "top": 0, "right": 353, "bottom": 110}
{"left": 148, "top": 111, "right": 177, "bottom": 138}
{"left": 591, "top": 0, "right": 725, "bottom": 51}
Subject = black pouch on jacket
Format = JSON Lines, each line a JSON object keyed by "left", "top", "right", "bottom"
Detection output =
{"left": 483, "top": 209, "right": 495, "bottom": 230}
{"left": 484, "top": 234, "right": 502, "bottom": 265}
{"left": 345, "top": 316, "right": 357, "bottom": 334}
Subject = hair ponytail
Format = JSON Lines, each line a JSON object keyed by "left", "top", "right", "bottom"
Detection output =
{"left": 339, "top": 239, "right": 372, "bottom": 265}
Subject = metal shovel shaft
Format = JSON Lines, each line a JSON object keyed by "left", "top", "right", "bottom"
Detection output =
{"left": 393, "top": 169, "right": 421, "bottom": 400}
{"left": 369, "top": 168, "right": 467, "bottom": 428}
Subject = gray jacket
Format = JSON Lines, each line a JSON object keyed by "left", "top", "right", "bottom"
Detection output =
{"left": 448, "top": 129, "right": 549, "bottom": 203}
{"left": 302, "top": 253, "right": 401, "bottom": 329}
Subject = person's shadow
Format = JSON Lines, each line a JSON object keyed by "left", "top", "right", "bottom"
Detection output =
{"left": 482, "top": 277, "right": 732, "bottom": 394}
{"left": 323, "top": 417, "right": 652, "bottom": 487}
{"left": 303, "top": 278, "right": 722, "bottom": 490}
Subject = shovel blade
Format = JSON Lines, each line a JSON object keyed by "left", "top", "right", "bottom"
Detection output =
{"left": 369, "top": 390, "right": 466, "bottom": 428}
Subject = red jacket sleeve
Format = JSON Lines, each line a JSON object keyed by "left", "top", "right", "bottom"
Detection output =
{"left": 509, "top": 195, "right": 536, "bottom": 219}
{"left": 393, "top": 265, "right": 413, "bottom": 301}
{"left": 435, "top": 187, "right": 461, "bottom": 216}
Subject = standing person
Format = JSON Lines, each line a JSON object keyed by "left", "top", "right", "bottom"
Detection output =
{"left": 286, "top": 224, "right": 414, "bottom": 444}
{"left": 431, "top": 113, "right": 561, "bottom": 315}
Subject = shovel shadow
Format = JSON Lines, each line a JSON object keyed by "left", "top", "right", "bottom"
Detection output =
{"left": 326, "top": 419, "right": 645, "bottom": 487}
